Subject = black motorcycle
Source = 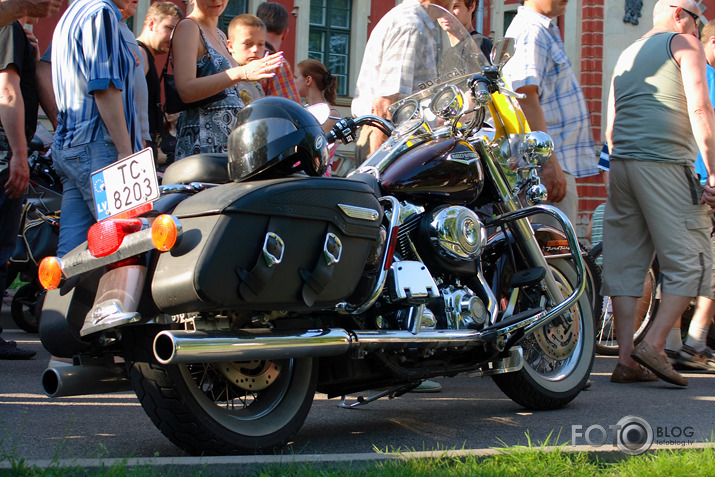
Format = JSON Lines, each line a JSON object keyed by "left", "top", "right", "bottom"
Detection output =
{"left": 7, "top": 143, "right": 61, "bottom": 333}
{"left": 38, "top": 6, "right": 594, "bottom": 456}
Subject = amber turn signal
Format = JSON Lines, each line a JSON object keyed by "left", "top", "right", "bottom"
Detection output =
{"left": 38, "top": 256, "right": 63, "bottom": 290}
{"left": 151, "top": 215, "right": 181, "bottom": 252}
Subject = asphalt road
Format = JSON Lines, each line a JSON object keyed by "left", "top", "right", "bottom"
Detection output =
{"left": 2, "top": 305, "right": 714, "bottom": 462}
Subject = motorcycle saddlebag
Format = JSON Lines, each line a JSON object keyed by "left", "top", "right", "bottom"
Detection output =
{"left": 151, "top": 176, "right": 383, "bottom": 313}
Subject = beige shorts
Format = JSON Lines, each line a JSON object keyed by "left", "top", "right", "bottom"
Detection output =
{"left": 602, "top": 159, "right": 712, "bottom": 298}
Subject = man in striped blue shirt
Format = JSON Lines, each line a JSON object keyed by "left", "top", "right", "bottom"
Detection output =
{"left": 502, "top": 0, "right": 598, "bottom": 227}
{"left": 51, "top": 0, "right": 142, "bottom": 257}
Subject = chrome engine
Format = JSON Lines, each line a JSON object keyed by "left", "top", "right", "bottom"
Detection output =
{"left": 392, "top": 201, "right": 495, "bottom": 331}
{"left": 440, "top": 284, "right": 488, "bottom": 329}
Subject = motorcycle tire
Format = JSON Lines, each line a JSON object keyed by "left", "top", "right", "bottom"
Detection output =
{"left": 492, "top": 257, "right": 595, "bottom": 410}
{"left": 123, "top": 326, "right": 318, "bottom": 455}
{"left": 580, "top": 243, "right": 603, "bottom": 334}
{"left": 10, "top": 282, "right": 44, "bottom": 334}
{"left": 589, "top": 242, "right": 657, "bottom": 356}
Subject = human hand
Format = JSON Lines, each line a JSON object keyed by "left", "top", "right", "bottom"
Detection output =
{"left": 701, "top": 175, "right": 715, "bottom": 210}
{"left": 541, "top": 155, "right": 567, "bottom": 203}
{"left": 240, "top": 51, "right": 283, "bottom": 82}
{"left": 24, "top": 28, "right": 40, "bottom": 62}
{"left": 5, "top": 155, "right": 29, "bottom": 199}
{"left": 23, "top": 0, "right": 62, "bottom": 18}
{"left": 117, "top": 149, "right": 133, "bottom": 160}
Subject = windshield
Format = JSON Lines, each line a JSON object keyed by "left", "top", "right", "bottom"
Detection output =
{"left": 386, "top": 3, "right": 488, "bottom": 119}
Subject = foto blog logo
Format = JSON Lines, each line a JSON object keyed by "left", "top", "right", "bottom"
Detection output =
{"left": 572, "top": 415, "right": 654, "bottom": 455}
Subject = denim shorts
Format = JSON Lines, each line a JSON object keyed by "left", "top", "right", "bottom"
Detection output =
{"left": 52, "top": 139, "right": 118, "bottom": 257}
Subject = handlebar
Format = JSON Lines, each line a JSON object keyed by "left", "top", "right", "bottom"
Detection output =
{"left": 326, "top": 116, "right": 395, "bottom": 145}
{"left": 468, "top": 68, "right": 525, "bottom": 104}
{"left": 468, "top": 74, "right": 497, "bottom": 106}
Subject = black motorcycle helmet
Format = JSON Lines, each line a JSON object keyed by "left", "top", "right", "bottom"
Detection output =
{"left": 227, "top": 96, "right": 330, "bottom": 181}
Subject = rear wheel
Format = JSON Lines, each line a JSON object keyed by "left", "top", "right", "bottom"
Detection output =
{"left": 124, "top": 326, "right": 318, "bottom": 455}
{"left": 589, "top": 242, "right": 657, "bottom": 356}
{"left": 492, "top": 258, "right": 595, "bottom": 410}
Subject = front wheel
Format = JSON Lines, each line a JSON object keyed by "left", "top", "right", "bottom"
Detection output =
{"left": 124, "top": 327, "right": 318, "bottom": 455}
{"left": 492, "top": 258, "right": 595, "bottom": 410}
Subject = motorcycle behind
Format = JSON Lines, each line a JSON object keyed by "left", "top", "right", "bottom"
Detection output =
{"left": 7, "top": 143, "right": 62, "bottom": 333}
{"left": 37, "top": 5, "right": 594, "bottom": 455}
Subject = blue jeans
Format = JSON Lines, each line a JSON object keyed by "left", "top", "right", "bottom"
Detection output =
{"left": 52, "top": 139, "right": 118, "bottom": 257}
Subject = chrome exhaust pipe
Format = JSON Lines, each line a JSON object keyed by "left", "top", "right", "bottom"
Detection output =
{"left": 41, "top": 364, "right": 133, "bottom": 398}
{"left": 154, "top": 329, "right": 354, "bottom": 365}
{"left": 153, "top": 327, "right": 490, "bottom": 365}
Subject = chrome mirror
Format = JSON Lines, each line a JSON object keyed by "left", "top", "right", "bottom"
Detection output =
{"left": 490, "top": 38, "right": 515, "bottom": 69}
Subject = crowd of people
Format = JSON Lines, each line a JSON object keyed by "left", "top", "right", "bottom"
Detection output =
{"left": 0, "top": 0, "right": 339, "bottom": 359}
{"left": 0, "top": 0, "right": 713, "bottom": 398}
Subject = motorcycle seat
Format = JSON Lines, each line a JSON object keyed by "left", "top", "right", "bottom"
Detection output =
{"left": 346, "top": 173, "right": 381, "bottom": 197}
{"left": 161, "top": 153, "right": 230, "bottom": 186}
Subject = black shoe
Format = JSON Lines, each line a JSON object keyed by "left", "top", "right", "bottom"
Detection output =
{"left": 0, "top": 340, "right": 35, "bottom": 359}
{"left": 0, "top": 337, "right": 17, "bottom": 348}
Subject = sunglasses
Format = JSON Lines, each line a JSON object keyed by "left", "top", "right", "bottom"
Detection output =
{"left": 671, "top": 5, "right": 701, "bottom": 27}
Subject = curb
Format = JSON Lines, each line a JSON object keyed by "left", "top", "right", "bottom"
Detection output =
{"left": 1, "top": 443, "right": 713, "bottom": 474}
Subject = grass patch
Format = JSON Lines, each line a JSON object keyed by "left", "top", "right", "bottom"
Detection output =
{"left": 256, "top": 447, "right": 715, "bottom": 477}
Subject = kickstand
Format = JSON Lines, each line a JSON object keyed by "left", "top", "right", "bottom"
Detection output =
{"left": 337, "top": 382, "right": 419, "bottom": 409}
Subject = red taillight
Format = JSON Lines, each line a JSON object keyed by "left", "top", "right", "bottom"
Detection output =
{"left": 384, "top": 225, "right": 400, "bottom": 271}
{"left": 87, "top": 219, "right": 144, "bottom": 257}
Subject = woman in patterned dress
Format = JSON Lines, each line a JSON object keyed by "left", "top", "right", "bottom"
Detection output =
{"left": 171, "top": 0, "right": 282, "bottom": 160}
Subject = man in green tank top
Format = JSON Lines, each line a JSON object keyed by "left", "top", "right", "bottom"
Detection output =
{"left": 603, "top": 0, "right": 715, "bottom": 387}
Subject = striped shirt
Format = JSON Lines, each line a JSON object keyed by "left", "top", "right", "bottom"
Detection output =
{"left": 351, "top": 0, "right": 438, "bottom": 117}
{"left": 51, "top": 0, "right": 141, "bottom": 152}
{"left": 502, "top": 6, "right": 597, "bottom": 178}
{"left": 262, "top": 59, "right": 300, "bottom": 103}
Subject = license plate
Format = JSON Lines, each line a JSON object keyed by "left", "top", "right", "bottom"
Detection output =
{"left": 92, "top": 148, "right": 159, "bottom": 221}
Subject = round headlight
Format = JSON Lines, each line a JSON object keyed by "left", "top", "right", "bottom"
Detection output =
{"left": 429, "top": 206, "right": 486, "bottom": 260}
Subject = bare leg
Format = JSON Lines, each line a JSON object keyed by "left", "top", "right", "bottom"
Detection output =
{"left": 689, "top": 296, "right": 715, "bottom": 331}
{"left": 612, "top": 295, "right": 639, "bottom": 368}
{"left": 678, "top": 296, "right": 715, "bottom": 370}
{"left": 643, "top": 293, "right": 692, "bottom": 352}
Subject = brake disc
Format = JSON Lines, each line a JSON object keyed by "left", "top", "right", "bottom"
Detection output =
{"left": 534, "top": 280, "right": 581, "bottom": 360}
{"left": 219, "top": 360, "right": 282, "bottom": 391}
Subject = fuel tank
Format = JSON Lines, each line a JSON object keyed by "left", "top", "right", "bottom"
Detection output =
{"left": 379, "top": 137, "right": 484, "bottom": 206}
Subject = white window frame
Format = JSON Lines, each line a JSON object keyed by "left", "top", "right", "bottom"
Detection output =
{"left": 294, "top": 0, "right": 371, "bottom": 102}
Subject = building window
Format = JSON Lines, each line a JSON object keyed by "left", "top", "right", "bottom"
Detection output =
{"left": 503, "top": 10, "right": 517, "bottom": 34}
{"left": 219, "top": 0, "right": 248, "bottom": 35}
{"left": 309, "top": 0, "right": 351, "bottom": 97}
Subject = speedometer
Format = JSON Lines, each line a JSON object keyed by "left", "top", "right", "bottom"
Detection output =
{"left": 390, "top": 99, "right": 420, "bottom": 126}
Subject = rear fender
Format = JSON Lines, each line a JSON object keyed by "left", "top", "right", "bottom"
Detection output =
{"left": 40, "top": 269, "right": 101, "bottom": 358}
